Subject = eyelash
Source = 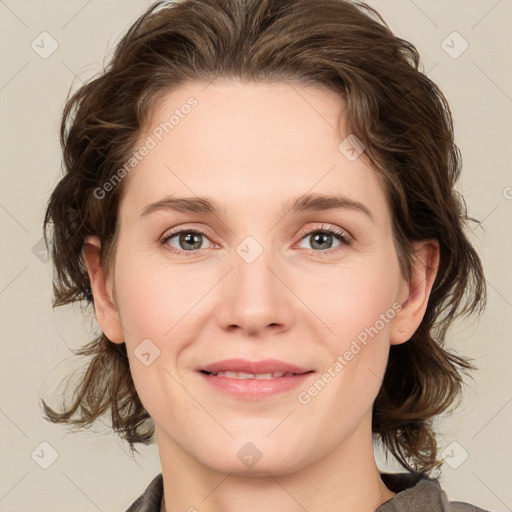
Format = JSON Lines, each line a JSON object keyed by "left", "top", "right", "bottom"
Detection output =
{"left": 159, "top": 224, "right": 353, "bottom": 257}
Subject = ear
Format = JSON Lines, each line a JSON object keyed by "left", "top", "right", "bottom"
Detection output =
{"left": 390, "top": 239, "right": 440, "bottom": 345}
{"left": 82, "top": 236, "right": 124, "bottom": 344}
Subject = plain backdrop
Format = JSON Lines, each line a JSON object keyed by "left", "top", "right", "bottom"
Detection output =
{"left": 0, "top": 0, "right": 511, "bottom": 510}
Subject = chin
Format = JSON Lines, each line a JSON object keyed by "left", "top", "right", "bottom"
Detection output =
{"left": 194, "top": 436, "right": 313, "bottom": 477}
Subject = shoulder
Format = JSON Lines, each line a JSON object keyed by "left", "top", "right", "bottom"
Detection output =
{"left": 125, "top": 473, "right": 163, "bottom": 512}
{"left": 377, "top": 471, "right": 491, "bottom": 512}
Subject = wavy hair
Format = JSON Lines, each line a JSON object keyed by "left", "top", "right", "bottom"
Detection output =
{"left": 40, "top": 0, "right": 487, "bottom": 474}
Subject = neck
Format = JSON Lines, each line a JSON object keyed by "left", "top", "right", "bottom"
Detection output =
{"left": 157, "top": 415, "right": 396, "bottom": 512}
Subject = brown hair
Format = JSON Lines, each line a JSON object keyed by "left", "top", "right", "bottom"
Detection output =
{"left": 40, "top": 0, "right": 486, "bottom": 474}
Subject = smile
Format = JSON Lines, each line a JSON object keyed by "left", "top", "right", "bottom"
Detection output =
{"left": 198, "top": 370, "right": 315, "bottom": 399}
{"left": 201, "top": 370, "right": 307, "bottom": 379}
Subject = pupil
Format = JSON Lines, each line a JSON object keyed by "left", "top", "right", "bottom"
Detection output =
{"left": 312, "top": 232, "right": 332, "bottom": 250}
{"left": 181, "top": 232, "right": 201, "bottom": 250}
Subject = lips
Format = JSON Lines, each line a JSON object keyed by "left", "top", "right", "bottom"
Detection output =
{"left": 199, "top": 358, "right": 312, "bottom": 377}
{"left": 197, "top": 359, "right": 315, "bottom": 399}
{"left": 204, "top": 370, "right": 299, "bottom": 379}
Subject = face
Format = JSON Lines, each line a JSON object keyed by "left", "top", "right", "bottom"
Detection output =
{"left": 90, "top": 80, "right": 433, "bottom": 476}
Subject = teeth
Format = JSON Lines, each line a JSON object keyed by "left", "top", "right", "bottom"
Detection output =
{"left": 208, "top": 371, "right": 298, "bottom": 379}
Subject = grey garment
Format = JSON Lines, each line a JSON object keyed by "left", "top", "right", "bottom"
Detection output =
{"left": 126, "top": 471, "right": 492, "bottom": 512}
{"left": 377, "top": 472, "right": 492, "bottom": 511}
{"left": 126, "top": 473, "right": 163, "bottom": 512}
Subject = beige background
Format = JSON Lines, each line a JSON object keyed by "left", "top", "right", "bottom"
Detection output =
{"left": 0, "top": 0, "right": 511, "bottom": 510}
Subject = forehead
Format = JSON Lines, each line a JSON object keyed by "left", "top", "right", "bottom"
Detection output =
{"left": 119, "top": 80, "right": 389, "bottom": 224}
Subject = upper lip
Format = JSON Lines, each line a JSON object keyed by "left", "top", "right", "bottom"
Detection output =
{"left": 199, "top": 358, "right": 312, "bottom": 375}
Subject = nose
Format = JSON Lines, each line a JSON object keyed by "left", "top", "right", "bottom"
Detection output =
{"left": 214, "top": 246, "right": 296, "bottom": 337}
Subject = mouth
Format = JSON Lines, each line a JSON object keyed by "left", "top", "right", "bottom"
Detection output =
{"left": 200, "top": 370, "right": 313, "bottom": 379}
{"left": 196, "top": 359, "right": 315, "bottom": 399}
{"left": 198, "top": 358, "right": 313, "bottom": 376}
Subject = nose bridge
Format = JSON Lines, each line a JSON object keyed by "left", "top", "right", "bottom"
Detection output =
{"left": 215, "top": 236, "right": 294, "bottom": 334}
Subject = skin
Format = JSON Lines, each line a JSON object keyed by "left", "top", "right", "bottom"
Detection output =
{"left": 83, "top": 80, "right": 439, "bottom": 512}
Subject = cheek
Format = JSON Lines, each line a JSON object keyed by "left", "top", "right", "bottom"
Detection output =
{"left": 113, "top": 258, "right": 199, "bottom": 419}
{"left": 298, "top": 270, "right": 396, "bottom": 433}
{"left": 302, "top": 254, "right": 400, "bottom": 397}
{"left": 111, "top": 253, "right": 215, "bottom": 410}
{"left": 304, "top": 256, "right": 400, "bottom": 340}
{"left": 114, "top": 252, "right": 210, "bottom": 341}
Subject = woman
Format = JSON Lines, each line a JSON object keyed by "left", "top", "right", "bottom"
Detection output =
{"left": 40, "top": 0, "right": 490, "bottom": 510}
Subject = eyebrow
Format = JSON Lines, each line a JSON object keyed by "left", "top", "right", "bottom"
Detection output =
{"left": 139, "top": 192, "right": 374, "bottom": 222}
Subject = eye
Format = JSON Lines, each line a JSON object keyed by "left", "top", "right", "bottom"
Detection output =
{"left": 160, "top": 227, "right": 214, "bottom": 255}
{"left": 159, "top": 223, "right": 353, "bottom": 257}
{"left": 296, "top": 224, "right": 352, "bottom": 253}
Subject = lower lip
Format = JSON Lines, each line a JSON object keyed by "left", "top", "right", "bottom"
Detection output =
{"left": 198, "top": 371, "right": 314, "bottom": 399}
